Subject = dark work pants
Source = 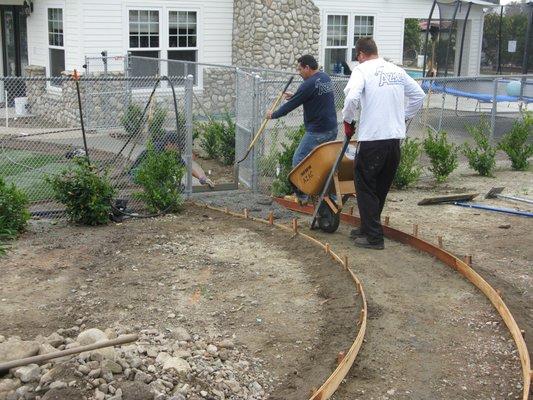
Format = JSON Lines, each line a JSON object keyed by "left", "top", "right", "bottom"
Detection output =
{"left": 354, "top": 139, "right": 401, "bottom": 243}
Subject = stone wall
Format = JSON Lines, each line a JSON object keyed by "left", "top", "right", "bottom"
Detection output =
{"left": 232, "top": 0, "right": 320, "bottom": 70}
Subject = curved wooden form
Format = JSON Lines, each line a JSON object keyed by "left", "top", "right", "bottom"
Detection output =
{"left": 274, "top": 197, "right": 532, "bottom": 400}
{"left": 191, "top": 202, "right": 368, "bottom": 400}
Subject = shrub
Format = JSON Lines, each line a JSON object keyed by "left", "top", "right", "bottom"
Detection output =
{"left": 423, "top": 129, "right": 459, "bottom": 183}
{"left": 498, "top": 113, "right": 533, "bottom": 171}
{"left": 195, "top": 112, "right": 236, "bottom": 165}
{"left": 148, "top": 107, "right": 168, "bottom": 142}
{"left": 121, "top": 103, "right": 143, "bottom": 137}
{"left": 133, "top": 143, "right": 185, "bottom": 213}
{"left": 271, "top": 125, "right": 305, "bottom": 197}
{"left": 462, "top": 117, "right": 497, "bottom": 177}
{"left": 0, "top": 176, "right": 30, "bottom": 254}
{"left": 393, "top": 138, "right": 422, "bottom": 189}
{"left": 47, "top": 158, "right": 115, "bottom": 225}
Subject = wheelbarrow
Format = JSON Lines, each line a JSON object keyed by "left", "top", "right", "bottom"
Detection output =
{"left": 288, "top": 137, "right": 357, "bottom": 233}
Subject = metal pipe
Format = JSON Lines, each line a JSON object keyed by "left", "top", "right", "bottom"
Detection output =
{"left": 522, "top": 3, "right": 532, "bottom": 75}
{"left": 184, "top": 74, "right": 194, "bottom": 198}
{"left": 457, "top": 2, "right": 472, "bottom": 77}
{"left": 443, "top": 1, "right": 461, "bottom": 77}
{"left": 422, "top": 0, "right": 438, "bottom": 77}
{"left": 75, "top": 78, "right": 90, "bottom": 163}
{"left": 490, "top": 78, "right": 498, "bottom": 144}
{"left": 453, "top": 201, "right": 533, "bottom": 218}
{"left": 497, "top": 6, "right": 503, "bottom": 75}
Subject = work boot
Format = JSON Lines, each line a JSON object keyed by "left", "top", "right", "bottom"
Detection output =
{"left": 353, "top": 236, "right": 384, "bottom": 250}
{"left": 349, "top": 227, "right": 366, "bottom": 238}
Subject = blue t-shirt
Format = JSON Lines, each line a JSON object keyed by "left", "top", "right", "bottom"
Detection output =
{"left": 271, "top": 71, "right": 337, "bottom": 133}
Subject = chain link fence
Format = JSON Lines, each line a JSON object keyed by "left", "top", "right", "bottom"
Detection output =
{"left": 0, "top": 74, "right": 194, "bottom": 218}
{"left": 235, "top": 71, "right": 532, "bottom": 194}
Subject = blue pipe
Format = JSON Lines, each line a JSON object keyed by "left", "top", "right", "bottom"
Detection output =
{"left": 453, "top": 202, "right": 533, "bottom": 218}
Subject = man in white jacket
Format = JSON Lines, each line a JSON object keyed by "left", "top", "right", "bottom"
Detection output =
{"left": 343, "top": 38, "right": 425, "bottom": 250}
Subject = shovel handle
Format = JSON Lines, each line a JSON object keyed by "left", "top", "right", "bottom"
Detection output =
{"left": 237, "top": 76, "right": 294, "bottom": 164}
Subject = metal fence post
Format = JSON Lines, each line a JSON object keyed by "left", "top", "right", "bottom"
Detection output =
{"left": 490, "top": 78, "right": 499, "bottom": 144}
{"left": 251, "top": 74, "right": 262, "bottom": 192}
{"left": 234, "top": 68, "right": 240, "bottom": 185}
{"left": 185, "top": 74, "right": 194, "bottom": 198}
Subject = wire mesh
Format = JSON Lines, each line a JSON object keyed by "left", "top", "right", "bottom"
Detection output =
{"left": 0, "top": 74, "right": 193, "bottom": 218}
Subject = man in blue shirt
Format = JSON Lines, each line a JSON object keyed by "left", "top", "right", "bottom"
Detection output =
{"left": 267, "top": 54, "right": 338, "bottom": 202}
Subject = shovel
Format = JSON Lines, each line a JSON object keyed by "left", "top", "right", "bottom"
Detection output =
{"left": 485, "top": 187, "right": 533, "bottom": 205}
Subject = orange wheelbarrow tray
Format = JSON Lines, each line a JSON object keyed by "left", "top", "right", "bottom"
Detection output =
{"left": 288, "top": 139, "right": 357, "bottom": 233}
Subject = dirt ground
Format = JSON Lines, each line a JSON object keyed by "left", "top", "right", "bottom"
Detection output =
{"left": 1, "top": 158, "right": 531, "bottom": 399}
{"left": 0, "top": 207, "right": 358, "bottom": 399}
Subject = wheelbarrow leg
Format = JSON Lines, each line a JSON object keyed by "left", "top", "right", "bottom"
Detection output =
{"left": 311, "top": 135, "right": 351, "bottom": 230}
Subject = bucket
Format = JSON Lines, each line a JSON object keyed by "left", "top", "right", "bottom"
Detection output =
{"left": 14, "top": 97, "right": 29, "bottom": 116}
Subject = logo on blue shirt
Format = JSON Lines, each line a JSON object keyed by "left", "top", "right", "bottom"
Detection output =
{"left": 315, "top": 78, "right": 334, "bottom": 96}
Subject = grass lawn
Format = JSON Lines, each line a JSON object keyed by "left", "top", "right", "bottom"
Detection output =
{"left": 0, "top": 149, "right": 67, "bottom": 202}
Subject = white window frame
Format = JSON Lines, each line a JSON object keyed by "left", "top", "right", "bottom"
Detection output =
{"left": 123, "top": 4, "right": 204, "bottom": 91}
{"left": 46, "top": 4, "right": 66, "bottom": 90}
{"left": 322, "top": 11, "right": 377, "bottom": 73}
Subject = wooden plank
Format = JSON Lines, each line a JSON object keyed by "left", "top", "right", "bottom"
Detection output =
{"left": 418, "top": 193, "right": 478, "bottom": 205}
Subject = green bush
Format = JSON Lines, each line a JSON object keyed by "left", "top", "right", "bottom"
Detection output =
{"left": 0, "top": 176, "right": 30, "bottom": 254}
{"left": 271, "top": 125, "right": 305, "bottom": 197}
{"left": 498, "top": 113, "right": 533, "bottom": 171}
{"left": 393, "top": 138, "right": 422, "bottom": 189}
{"left": 195, "top": 112, "right": 236, "bottom": 165}
{"left": 423, "top": 129, "right": 459, "bottom": 183}
{"left": 148, "top": 107, "right": 168, "bottom": 142}
{"left": 133, "top": 144, "right": 185, "bottom": 213}
{"left": 121, "top": 103, "right": 143, "bottom": 137}
{"left": 462, "top": 117, "right": 497, "bottom": 177}
{"left": 47, "top": 158, "right": 115, "bottom": 225}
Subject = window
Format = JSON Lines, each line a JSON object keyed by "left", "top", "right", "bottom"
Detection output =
{"left": 168, "top": 11, "right": 198, "bottom": 82}
{"left": 325, "top": 15, "right": 348, "bottom": 75}
{"left": 324, "top": 13, "right": 375, "bottom": 74}
{"left": 128, "top": 10, "right": 160, "bottom": 85}
{"left": 352, "top": 16, "right": 374, "bottom": 60}
{"left": 48, "top": 8, "right": 65, "bottom": 84}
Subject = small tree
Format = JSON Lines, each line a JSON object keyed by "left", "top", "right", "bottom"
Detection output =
{"left": 462, "top": 117, "right": 497, "bottom": 177}
{"left": 498, "top": 113, "right": 533, "bottom": 171}
{"left": 133, "top": 144, "right": 185, "bottom": 213}
{"left": 393, "top": 138, "right": 422, "bottom": 189}
{"left": 423, "top": 129, "right": 459, "bottom": 183}
{"left": 47, "top": 158, "right": 115, "bottom": 225}
{"left": 121, "top": 103, "right": 143, "bottom": 137}
{"left": 271, "top": 125, "right": 305, "bottom": 197}
{"left": 0, "top": 176, "right": 30, "bottom": 254}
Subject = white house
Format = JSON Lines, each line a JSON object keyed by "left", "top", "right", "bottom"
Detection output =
{"left": 1, "top": 0, "right": 494, "bottom": 79}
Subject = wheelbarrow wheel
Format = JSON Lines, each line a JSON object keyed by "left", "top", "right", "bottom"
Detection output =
{"left": 317, "top": 200, "right": 340, "bottom": 233}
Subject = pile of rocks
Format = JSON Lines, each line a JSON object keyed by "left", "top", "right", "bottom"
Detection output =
{"left": 0, "top": 327, "right": 273, "bottom": 400}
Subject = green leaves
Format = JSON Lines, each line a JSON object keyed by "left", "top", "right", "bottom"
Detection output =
{"left": 498, "top": 113, "right": 533, "bottom": 171}
{"left": 0, "top": 176, "right": 30, "bottom": 255}
{"left": 423, "top": 130, "right": 459, "bottom": 183}
{"left": 46, "top": 158, "right": 115, "bottom": 225}
{"left": 196, "top": 112, "right": 236, "bottom": 165}
{"left": 133, "top": 144, "right": 185, "bottom": 213}
{"left": 393, "top": 138, "right": 422, "bottom": 189}
{"left": 462, "top": 117, "right": 497, "bottom": 177}
{"left": 271, "top": 125, "right": 305, "bottom": 197}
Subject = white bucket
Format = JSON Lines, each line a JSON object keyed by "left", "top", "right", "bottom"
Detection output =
{"left": 14, "top": 97, "right": 29, "bottom": 116}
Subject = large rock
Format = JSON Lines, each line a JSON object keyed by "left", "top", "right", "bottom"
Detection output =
{"left": 100, "top": 359, "right": 122, "bottom": 374}
{"left": 116, "top": 381, "right": 153, "bottom": 400}
{"left": 171, "top": 328, "right": 191, "bottom": 342}
{"left": 162, "top": 357, "right": 190, "bottom": 375}
{"left": 45, "top": 333, "right": 64, "bottom": 347}
{"left": 76, "top": 329, "right": 107, "bottom": 346}
{"left": 41, "top": 387, "right": 84, "bottom": 400}
{"left": 14, "top": 364, "right": 41, "bottom": 382}
{"left": 0, "top": 340, "right": 40, "bottom": 363}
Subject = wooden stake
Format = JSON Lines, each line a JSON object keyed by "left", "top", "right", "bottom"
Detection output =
{"left": 463, "top": 255, "right": 472, "bottom": 266}
{"left": 268, "top": 212, "right": 274, "bottom": 225}
{"left": 292, "top": 218, "right": 298, "bottom": 233}
{"left": 437, "top": 236, "right": 443, "bottom": 248}
{"left": 244, "top": 208, "right": 249, "bottom": 219}
{"left": 337, "top": 351, "right": 346, "bottom": 365}
{"left": 384, "top": 216, "right": 390, "bottom": 226}
{"left": 413, "top": 224, "right": 419, "bottom": 237}
{"left": 325, "top": 243, "right": 330, "bottom": 254}
{"left": 343, "top": 255, "right": 348, "bottom": 270}
{"left": 224, "top": 207, "right": 229, "bottom": 214}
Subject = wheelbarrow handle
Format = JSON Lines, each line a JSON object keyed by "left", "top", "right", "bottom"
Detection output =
{"left": 311, "top": 135, "right": 352, "bottom": 229}
{"left": 237, "top": 76, "right": 295, "bottom": 164}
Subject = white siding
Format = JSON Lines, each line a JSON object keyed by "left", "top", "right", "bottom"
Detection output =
{"left": 26, "top": 0, "right": 233, "bottom": 74}
{"left": 314, "top": 0, "right": 485, "bottom": 75}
